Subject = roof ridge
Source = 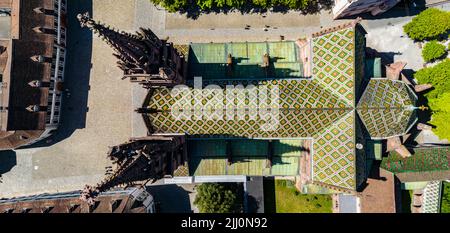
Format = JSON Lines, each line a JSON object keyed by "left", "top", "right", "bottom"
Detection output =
{"left": 312, "top": 17, "right": 362, "bottom": 38}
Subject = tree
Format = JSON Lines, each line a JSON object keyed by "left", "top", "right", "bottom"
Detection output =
{"left": 152, "top": 0, "right": 189, "bottom": 12}
{"left": 197, "top": 0, "right": 214, "bottom": 10}
{"left": 415, "top": 59, "right": 450, "bottom": 141}
{"left": 149, "top": 0, "right": 314, "bottom": 11}
{"left": 422, "top": 41, "right": 447, "bottom": 62}
{"left": 415, "top": 59, "right": 450, "bottom": 99}
{"left": 252, "top": 0, "right": 271, "bottom": 8}
{"left": 403, "top": 8, "right": 450, "bottom": 41}
{"left": 194, "top": 183, "right": 237, "bottom": 213}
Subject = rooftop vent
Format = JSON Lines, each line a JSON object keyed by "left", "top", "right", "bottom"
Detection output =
{"left": 26, "top": 105, "right": 40, "bottom": 113}
{"left": 28, "top": 80, "right": 42, "bottom": 88}
{"left": 32, "top": 27, "right": 56, "bottom": 35}
{"left": 30, "top": 55, "right": 51, "bottom": 63}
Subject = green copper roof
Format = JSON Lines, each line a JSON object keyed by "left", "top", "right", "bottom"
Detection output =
{"left": 187, "top": 139, "right": 308, "bottom": 176}
{"left": 188, "top": 41, "right": 303, "bottom": 80}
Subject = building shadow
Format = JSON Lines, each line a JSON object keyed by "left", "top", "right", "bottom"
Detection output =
{"left": 262, "top": 177, "right": 276, "bottom": 213}
{"left": 246, "top": 176, "right": 265, "bottom": 213}
{"left": 0, "top": 150, "right": 16, "bottom": 177}
{"left": 22, "top": 0, "right": 93, "bottom": 148}
{"left": 146, "top": 184, "right": 193, "bottom": 213}
{"left": 340, "top": 0, "right": 426, "bottom": 20}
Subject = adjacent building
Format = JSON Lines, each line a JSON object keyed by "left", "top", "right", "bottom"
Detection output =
{"left": 0, "top": 0, "right": 66, "bottom": 150}
{"left": 382, "top": 147, "right": 450, "bottom": 213}
{"left": 333, "top": 0, "right": 401, "bottom": 19}
{"left": 0, "top": 188, "right": 156, "bottom": 213}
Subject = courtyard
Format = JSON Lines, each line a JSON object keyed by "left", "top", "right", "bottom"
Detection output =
{"left": 264, "top": 179, "right": 332, "bottom": 213}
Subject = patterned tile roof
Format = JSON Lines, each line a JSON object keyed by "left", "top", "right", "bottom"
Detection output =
{"left": 357, "top": 79, "right": 418, "bottom": 139}
{"left": 148, "top": 79, "right": 350, "bottom": 138}
{"left": 312, "top": 27, "right": 356, "bottom": 107}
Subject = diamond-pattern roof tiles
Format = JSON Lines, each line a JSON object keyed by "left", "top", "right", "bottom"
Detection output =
{"left": 357, "top": 78, "right": 418, "bottom": 139}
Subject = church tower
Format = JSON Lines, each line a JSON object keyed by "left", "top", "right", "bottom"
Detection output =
{"left": 77, "top": 12, "right": 186, "bottom": 88}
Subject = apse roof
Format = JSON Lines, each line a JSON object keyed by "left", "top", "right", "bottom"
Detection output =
{"left": 357, "top": 78, "right": 418, "bottom": 139}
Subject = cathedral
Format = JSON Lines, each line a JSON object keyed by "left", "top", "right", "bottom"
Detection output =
{"left": 77, "top": 13, "right": 431, "bottom": 199}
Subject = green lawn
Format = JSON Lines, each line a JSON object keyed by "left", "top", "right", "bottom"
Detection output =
{"left": 264, "top": 179, "right": 332, "bottom": 213}
{"left": 441, "top": 181, "right": 450, "bottom": 213}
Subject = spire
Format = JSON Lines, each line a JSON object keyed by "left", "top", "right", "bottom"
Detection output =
{"left": 77, "top": 12, "right": 186, "bottom": 87}
{"left": 77, "top": 12, "right": 161, "bottom": 75}
{"left": 80, "top": 136, "right": 185, "bottom": 204}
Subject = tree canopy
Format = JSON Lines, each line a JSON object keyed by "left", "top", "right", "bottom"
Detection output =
{"left": 194, "top": 183, "right": 238, "bottom": 213}
{"left": 415, "top": 59, "right": 450, "bottom": 140}
{"left": 150, "top": 0, "right": 313, "bottom": 12}
{"left": 415, "top": 59, "right": 450, "bottom": 99}
{"left": 403, "top": 8, "right": 450, "bottom": 41}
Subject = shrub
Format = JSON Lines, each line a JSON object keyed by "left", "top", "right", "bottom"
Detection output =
{"left": 194, "top": 183, "right": 237, "bottom": 213}
{"left": 403, "top": 8, "right": 450, "bottom": 41}
{"left": 422, "top": 41, "right": 447, "bottom": 62}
